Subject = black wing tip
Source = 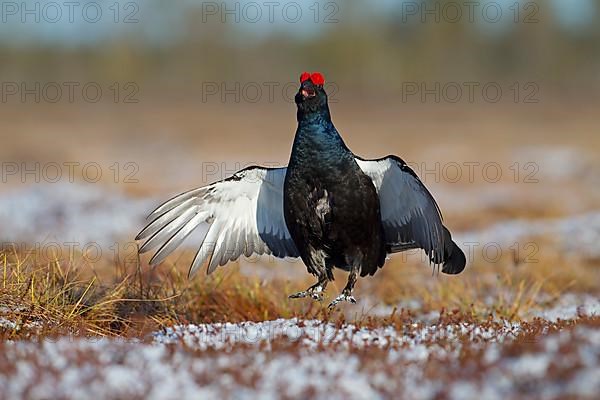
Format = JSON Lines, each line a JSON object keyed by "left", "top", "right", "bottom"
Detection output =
{"left": 441, "top": 241, "right": 466, "bottom": 275}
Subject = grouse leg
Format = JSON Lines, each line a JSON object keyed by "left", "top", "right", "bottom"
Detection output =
{"left": 328, "top": 266, "right": 358, "bottom": 309}
{"left": 289, "top": 275, "right": 329, "bottom": 301}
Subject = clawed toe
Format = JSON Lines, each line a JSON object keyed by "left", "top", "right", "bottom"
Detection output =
{"left": 289, "top": 284, "right": 325, "bottom": 301}
{"left": 328, "top": 293, "right": 357, "bottom": 309}
{"left": 289, "top": 291, "right": 309, "bottom": 299}
{"left": 311, "top": 291, "right": 324, "bottom": 301}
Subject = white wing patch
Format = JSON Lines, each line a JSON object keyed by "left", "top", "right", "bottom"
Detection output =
{"left": 137, "top": 167, "right": 298, "bottom": 277}
{"left": 356, "top": 156, "right": 445, "bottom": 262}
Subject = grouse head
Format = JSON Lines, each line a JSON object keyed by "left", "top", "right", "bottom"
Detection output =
{"left": 295, "top": 72, "right": 329, "bottom": 117}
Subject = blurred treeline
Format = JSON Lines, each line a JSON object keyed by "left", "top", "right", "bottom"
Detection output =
{"left": 0, "top": 0, "right": 598, "bottom": 97}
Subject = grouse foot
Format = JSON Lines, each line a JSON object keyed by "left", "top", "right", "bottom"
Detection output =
{"left": 289, "top": 280, "right": 328, "bottom": 301}
{"left": 328, "top": 291, "right": 357, "bottom": 309}
{"left": 328, "top": 265, "right": 359, "bottom": 309}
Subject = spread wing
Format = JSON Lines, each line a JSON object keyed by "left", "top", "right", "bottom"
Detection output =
{"left": 136, "top": 166, "right": 299, "bottom": 276}
{"left": 355, "top": 155, "right": 446, "bottom": 264}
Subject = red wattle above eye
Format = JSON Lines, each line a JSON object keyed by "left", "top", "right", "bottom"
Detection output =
{"left": 310, "top": 72, "right": 325, "bottom": 86}
{"left": 300, "top": 72, "right": 311, "bottom": 83}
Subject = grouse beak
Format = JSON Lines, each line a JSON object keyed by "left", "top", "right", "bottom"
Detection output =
{"left": 301, "top": 87, "right": 316, "bottom": 98}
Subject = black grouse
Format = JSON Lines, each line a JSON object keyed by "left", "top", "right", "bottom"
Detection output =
{"left": 136, "top": 72, "right": 466, "bottom": 308}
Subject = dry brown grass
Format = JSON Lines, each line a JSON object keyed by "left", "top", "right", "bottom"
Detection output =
{"left": 0, "top": 245, "right": 322, "bottom": 340}
{"left": 1, "top": 233, "right": 597, "bottom": 342}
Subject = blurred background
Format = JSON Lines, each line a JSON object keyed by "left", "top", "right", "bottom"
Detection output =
{"left": 2, "top": 5, "right": 600, "bottom": 395}
{"left": 0, "top": 0, "right": 599, "bottom": 278}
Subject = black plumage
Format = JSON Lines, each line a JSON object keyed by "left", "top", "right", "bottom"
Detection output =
{"left": 137, "top": 72, "right": 466, "bottom": 308}
{"left": 285, "top": 80, "right": 386, "bottom": 281}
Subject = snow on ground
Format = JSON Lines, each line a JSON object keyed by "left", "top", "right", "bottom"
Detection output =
{"left": 0, "top": 317, "right": 598, "bottom": 400}
{"left": 362, "top": 293, "right": 600, "bottom": 321}
{"left": 152, "top": 318, "right": 523, "bottom": 351}
{"left": 511, "top": 146, "right": 594, "bottom": 183}
{"left": 531, "top": 294, "right": 600, "bottom": 322}
{"left": 0, "top": 183, "right": 154, "bottom": 248}
{"left": 455, "top": 211, "right": 600, "bottom": 259}
{"left": 1, "top": 182, "right": 600, "bottom": 258}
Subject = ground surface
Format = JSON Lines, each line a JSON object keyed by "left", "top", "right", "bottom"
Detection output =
{"left": 1, "top": 315, "right": 599, "bottom": 400}
{"left": 1, "top": 100, "right": 599, "bottom": 399}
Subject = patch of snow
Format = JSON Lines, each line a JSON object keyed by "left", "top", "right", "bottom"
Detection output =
{"left": 532, "top": 294, "right": 600, "bottom": 322}
{"left": 1, "top": 318, "right": 599, "bottom": 400}
{"left": 0, "top": 317, "right": 42, "bottom": 332}
{"left": 449, "top": 382, "right": 479, "bottom": 400}
{"left": 567, "top": 368, "right": 600, "bottom": 398}
{"left": 508, "top": 353, "right": 550, "bottom": 378}
{"left": 0, "top": 317, "right": 18, "bottom": 330}
{"left": 456, "top": 211, "right": 600, "bottom": 260}
{"left": 0, "top": 183, "right": 154, "bottom": 248}
{"left": 152, "top": 318, "right": 524, "bottom": 353}
{"left": 512, "top": 146, "right": 592, "bottom": 182}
